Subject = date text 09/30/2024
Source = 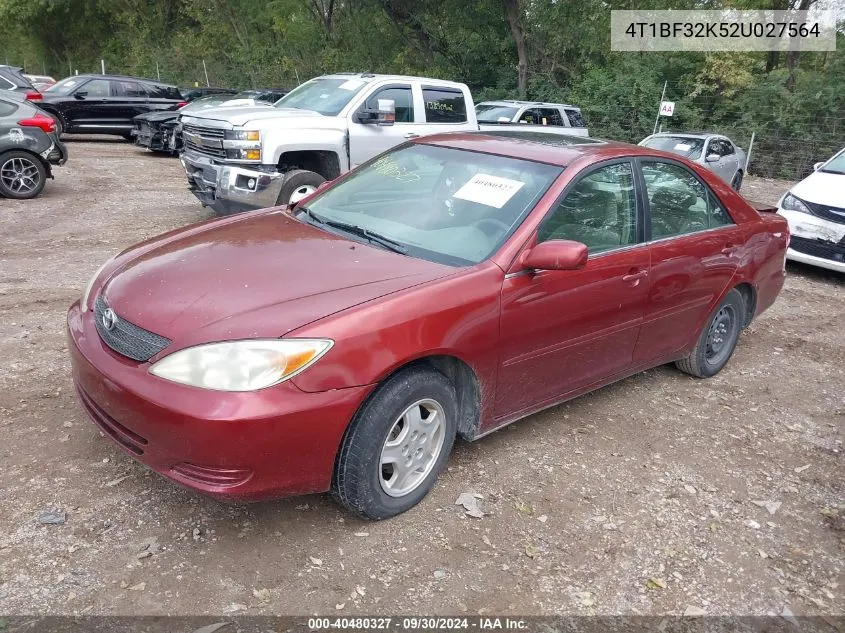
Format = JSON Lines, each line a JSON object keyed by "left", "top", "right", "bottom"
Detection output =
{"left": 307, "top": 617, "right": 528, "bottom": 630}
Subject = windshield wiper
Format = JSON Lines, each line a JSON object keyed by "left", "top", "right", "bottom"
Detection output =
{"left": 820, "top": 168, "right": 845, "bottom": 175}
{"left": 297, "top": 206, "right": 408, "bottom": 254}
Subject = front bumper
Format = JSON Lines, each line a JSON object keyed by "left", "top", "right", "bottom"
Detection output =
{"left": 67, "top": 300, "right": 370, "bottom": 501}
{"left": 779, "top": 207, "right": 845, "bottom": 274}
{"left": 181, "top": 152, "right": 284, "bottom": 214}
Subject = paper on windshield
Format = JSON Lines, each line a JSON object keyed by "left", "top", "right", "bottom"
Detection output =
{"left": 339, "top": 79, "right": 365, "bottom": 91}
{"left": 674, "top": 143, "right": 692, "bottom": 151}
{"left": 453, "top": 174, "right": 525, "bottom": 209}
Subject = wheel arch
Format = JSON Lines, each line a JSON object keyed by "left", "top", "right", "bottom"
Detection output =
{"left": 278, "top": 150, "right": 342, "bottom": 180}
{"left": 733, "top": 281, "right": 757, "bottom": 328}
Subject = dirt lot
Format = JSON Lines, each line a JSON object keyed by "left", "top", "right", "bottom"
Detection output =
{"left": 0, "top": 139, "right": 842, "bottom": 617}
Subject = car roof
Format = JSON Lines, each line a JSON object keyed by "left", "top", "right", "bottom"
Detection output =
{"left": 647, "top": 132, "right": 727, "bottom": 140}
{"left": 69, "top": 74, "right": 178, "bottom": 87}
{"left": 414, "top": 131, "right": 643, "bottom": 167}
{"left": 477, "top": 100, "right": 580, "bottom": 109}
{"left": 320, "top": 72, "right": 468, "bottom": 90}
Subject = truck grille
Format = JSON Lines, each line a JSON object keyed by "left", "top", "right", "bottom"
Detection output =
{"left": 94, "top": 295, "right": 171, "bottom": 362}
{"left": 182, "top": 123, "right": 227, "bottom": 159}
{"left": 806, "top": 201, "right": 845, "bottom": 225}
{"left": 789, "top": 236, "right": 845, "bottom": 262}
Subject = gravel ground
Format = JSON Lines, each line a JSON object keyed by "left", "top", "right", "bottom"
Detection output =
{"left": 0, "top": 139, "right": 842, "bottom": 617}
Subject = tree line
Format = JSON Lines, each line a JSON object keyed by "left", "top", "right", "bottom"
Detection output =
{"left": 1, "top": 0, "right": 842, "bottom": 179}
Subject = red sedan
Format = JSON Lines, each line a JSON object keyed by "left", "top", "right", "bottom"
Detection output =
{"left": 67, "top": 132, "right": 788, "bottom": 519}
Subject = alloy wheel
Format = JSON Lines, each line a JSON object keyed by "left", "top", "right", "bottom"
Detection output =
{"left": 0, "top": 156, "right": 41, "bottom": 195}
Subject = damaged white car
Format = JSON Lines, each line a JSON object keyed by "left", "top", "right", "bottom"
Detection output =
{"left": 778, "top": 147, "right": 845, "bottom": 273}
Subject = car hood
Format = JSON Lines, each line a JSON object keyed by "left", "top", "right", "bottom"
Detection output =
{"left": 791, "top": 170, "right": 845, "bottom": 208}
{"left": 183, "top": 106, "right": 340, "bottom": 129}
{"left": 134, "top": 111, "right": 178, "bottom": 123}
{"left": 100, "top": 211, "right": 452, "bottom": 348}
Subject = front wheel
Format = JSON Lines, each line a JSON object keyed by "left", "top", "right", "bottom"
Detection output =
{"left": 332, "top": 366, "right": 458, "bottom": 519}
{"left": 0, "top": 151, "right": 47, "bottom": 199}
{"left": 274, "top": 169, "right": 325, "bottom": 207}
{"left": 675, "top": 289, "right": 745, "bottom": 378}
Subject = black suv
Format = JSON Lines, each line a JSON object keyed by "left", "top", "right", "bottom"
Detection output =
{"left": 38, "top": 74, "right": 185, "bottom": 138}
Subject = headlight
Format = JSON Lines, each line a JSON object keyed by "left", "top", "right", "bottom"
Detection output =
{"left": 81, "top": 255, "right": 117, "bottom": 312}
{"left": 226, "top": 148, "right": 261, "bottom": 161}
{"left": 781, "top": 193, "right": 812, "bottom": 215}
{"left": 149, "top": 339, "right": 333, "bottom": 391}
{"left": 225, "top": 129, "right": 260, "bottom": 141}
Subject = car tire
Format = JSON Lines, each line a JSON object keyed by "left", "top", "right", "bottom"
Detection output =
{"left": 0, "top": 151, "right": 47, "bottom": 199}
{"left": 274, "top": 169, "right": 325, "bottom": 207}
{"left": 675, "top": 289, "right": 745, "bottom": 378}
{"left": 731, "top": 170, "right": 743, "bottom": 191}
{"left": 332, "top": 366, "right": 458, "bottom": 520}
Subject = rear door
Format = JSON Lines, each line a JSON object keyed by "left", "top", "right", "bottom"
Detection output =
{"left": 633, "top": 159, "right": 742, "bottom": 364}
{"left": 109, "top": 79, "right": 149, "bottom": 130}
{"left": 495, "top": 160, "right": 650, "bottom": 419}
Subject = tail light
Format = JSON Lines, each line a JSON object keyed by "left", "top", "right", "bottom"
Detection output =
{"left": 18, "top": 113, "right": 57, "bottom": 133}
{"left": 176, "top": 101, "right": 188, "bottom": 108}
{"left": 24, "top": 91, "right": 43, "bottom": 101}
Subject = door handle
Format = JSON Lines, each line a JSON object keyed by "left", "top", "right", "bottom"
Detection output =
{"left": 622, "top": 268, "right": 648, "bottom": 282}
{"left": 404, "top": 132, "right": 420, "bottom": 139}
{"left": 721, "top": 243, "right": 737, "bottom": 255}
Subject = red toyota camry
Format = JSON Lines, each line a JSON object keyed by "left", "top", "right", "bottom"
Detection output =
{"left": 67, "top": 132, "right": 788, "bottom": 519}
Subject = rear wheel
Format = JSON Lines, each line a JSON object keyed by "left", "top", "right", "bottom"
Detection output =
{"left": 274, "top": 169, "right": 325, "bottom": 207}
{"left": 332, "top": 366, "right": 458, "bottom": 519}
{"left": 0, "top": 151, "right": 47, "bottom": 199}
{"left": 676, "top": 289, "right": 744, "bottom": 378}
{"left": 731, "top": 170, "right": 743, "bottom": 191}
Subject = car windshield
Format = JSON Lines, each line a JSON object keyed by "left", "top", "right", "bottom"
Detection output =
{"left": 45, "top": 77, "right": 85, "bottom": 95}
{"left": 819, "top": 149, "right": 845, "bottom": 175}
{"left": 642, "top": 136, "right": 705, "bottom": 160}
{"left": 476, "top": 104, "right": 519, "bottom": 123}
{"left": 301, "top": 144, "right": 563, "bottom": 266}
{"left": 274, "top": 77, "right": 368, "bottom": 116}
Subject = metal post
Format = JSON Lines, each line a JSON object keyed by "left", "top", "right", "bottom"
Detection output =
{"left": 202, "top": 59, "right": 210, "bottom": 87}
{"left": 68, "top": 60, "right": 72, "bottom": 77}
{"left": 294, "top": 67, "right": 301, "bottom": 85}
{"left": 101, "top": 59, "right": 105, "bottom": 75}
{"left": 653, "top": 80, "right": 667, "bottom": 135}
{"left": 156, "top": 61, "right": 160, "bottom": 81}
{"left": 745, "top": 131, "right": 755, "bottom": 174}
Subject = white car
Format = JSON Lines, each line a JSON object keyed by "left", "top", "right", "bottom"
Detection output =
{"left": 777, "top": 147, "right": 845, "bottom": 273}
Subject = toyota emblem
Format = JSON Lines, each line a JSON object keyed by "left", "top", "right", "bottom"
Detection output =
{"left": 101, "top": 308, "right": 118, "bottom": 331}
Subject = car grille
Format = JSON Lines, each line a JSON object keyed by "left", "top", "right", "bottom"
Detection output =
{"left": 806, "top": 201, "right": 845, "bottom": 225}
{"left": 94, "top": 295, "right": 171, "bottom": 362}
{"left": 182, "top": 123, "right": 227, "bottom": 159}
{"left": 789, "top": 235, "right": 845, "bottom": 263}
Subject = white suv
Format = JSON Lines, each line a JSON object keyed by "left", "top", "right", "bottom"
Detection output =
{"left": 777, "top": 147, "right": 845, "bottom": 274}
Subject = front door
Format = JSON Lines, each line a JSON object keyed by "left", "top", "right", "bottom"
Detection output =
{"left": 348, "top": 83, "right": 421, "bottom": 167}
{"left": 633, "top": 159, "right": 742, "bottom": 364}
{"left": 66, "top": 78, "right": 112, "bottom": 131}
{"left": 495, "top": 160, "right": 650, "bottom": 421}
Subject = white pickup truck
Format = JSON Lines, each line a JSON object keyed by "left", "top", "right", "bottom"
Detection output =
{"left": 179, "top": 73, "right": 585, "bottom": 214}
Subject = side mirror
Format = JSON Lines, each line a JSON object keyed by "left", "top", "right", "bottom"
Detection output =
{"left": 521, "top": 240, "right": 588, "bottom": 271}
{"left": 813, "top": 162, "right": 824, "bottom": 171}
{"left": 358, "top": 98, "right": 395, "bottom": 126}
{"left": 705, "top": 153, "right": 720, "bottom": 163}
{"left": 74, "top": 91, "right": 88, "bottom": 99}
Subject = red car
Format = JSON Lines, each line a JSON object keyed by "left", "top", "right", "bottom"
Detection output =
{"left": 67, "top": 132, "right": 788, "bottom": 519}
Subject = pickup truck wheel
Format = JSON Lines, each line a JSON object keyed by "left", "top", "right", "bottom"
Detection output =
{"left": 276, "top": 169, "right": 325, "bottom": 206}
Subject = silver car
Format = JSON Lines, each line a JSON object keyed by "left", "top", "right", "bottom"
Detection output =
{"left": 639, "top": 132, "right": 747, "bottom": 191}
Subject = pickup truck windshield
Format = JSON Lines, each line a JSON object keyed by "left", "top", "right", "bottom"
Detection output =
{"left": 301, "top": 144, "right": 563, "bottom": 266}
{"left": 274, "top": 77, "right": 368, "bottom": 116}
{"left": 476, "top": 104, "right": 519, "bottom": 123}
{"left": 819, "top": 150, "right": 845, "bottom": 175}
{"left": 641, "top": 136, "right": 705, "bottom": 160}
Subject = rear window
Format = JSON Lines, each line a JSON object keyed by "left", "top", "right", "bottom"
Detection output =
{"left": 565, "top": 108, "right": 585, "bottom": 128}
{"left": 147, "top": 84, "right": 180, "bottom": 99}
{"left": 423, "top": 88, "right": 467, "bottom": 123}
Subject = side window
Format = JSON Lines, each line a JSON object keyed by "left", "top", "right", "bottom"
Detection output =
{"left": 537, "top": 108, "right": 564, "bottom": 126}
{"left": 81, "top": 79, "right": 111, "bottom": 97}
{"left": 113, "top": 80, "right": 146, "bottom": 97}
{"left": 538, "top": 162, "right": 638, "bottom": 255}
{"left": 518, "top": 108, "right": 538, "bottom": 124}
{"left": 0, "top": 99, "right": 17, "bottom": 116}
{"left": 642, "top": 161, "right": 732, "bottom": 239}
{"left": 422, "top": 88, "right": 467, "bottom": 123}
{"left": 720, "top": 140, "right": 735, "bottom": 155}
{"left": 565, "top": 108, "right": 586, "bottom": 128}
{"left": 366, "top": 86, "right": 414, "bottom": 123}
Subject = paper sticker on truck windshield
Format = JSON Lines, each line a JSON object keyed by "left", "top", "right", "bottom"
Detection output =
{"left": 453, "top": 174, "right": 525, "bottom": 208}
